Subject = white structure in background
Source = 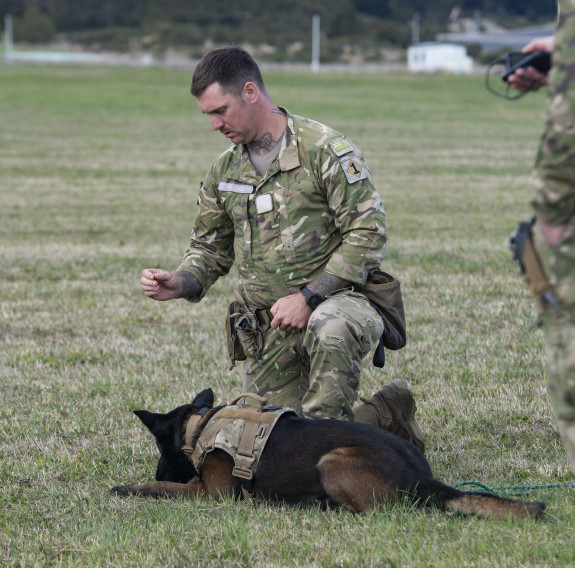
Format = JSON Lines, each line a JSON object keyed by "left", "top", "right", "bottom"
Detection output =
{"left": 407, "top": 42, "right": 473, "bottom": 74}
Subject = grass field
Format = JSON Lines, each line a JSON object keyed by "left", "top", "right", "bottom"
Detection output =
{"left": 1, "top": 63, "right": 574, "bottom": 567}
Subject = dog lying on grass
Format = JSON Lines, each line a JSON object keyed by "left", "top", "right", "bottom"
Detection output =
{"left": 111, "top": 388, "right": 545, "bottom": 519}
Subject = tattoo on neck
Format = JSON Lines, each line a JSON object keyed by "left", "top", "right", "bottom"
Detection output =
{"left": 249, "top": 132, "right": 276, "bottom": 154}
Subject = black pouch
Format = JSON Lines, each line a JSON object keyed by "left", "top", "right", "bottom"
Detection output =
{"left": 356, "top": 270, "right": 407, "bottom": 367}
{"left": 510, "top": 216, "right": 561, "bottom": 312}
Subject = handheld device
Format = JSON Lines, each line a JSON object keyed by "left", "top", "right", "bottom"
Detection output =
{"left": 500, "top": 51, "right": 551, "bottom": 82}
{"left": 485, "top": 50, "right": 551, "bottom": 100}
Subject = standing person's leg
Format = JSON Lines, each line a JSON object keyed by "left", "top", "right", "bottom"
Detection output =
{"left": 535, "top": 221, "right": 575, "bottom": 473}
{"left": 543, "top": 307, "right": 575, "bottom": 472}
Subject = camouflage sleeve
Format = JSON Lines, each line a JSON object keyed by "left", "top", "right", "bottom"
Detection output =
{"left": 176, "top": 170, "right": 235, "bottom": 302}
{"left": 533, "top": 0, "right": 575, "bottom": 225}
{"left": 320, "top": 143, "right": 388, "bottom": 284}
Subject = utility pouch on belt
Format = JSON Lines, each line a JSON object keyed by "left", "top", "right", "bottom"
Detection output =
{"left": 510, "top": 215, "right": 561, "bottom": 312}
{"left": 225, "top": 291, "right": 267, "bottom": 369}
{"left": 226, "top": 301, "right": 247, "bottom": 368}
{"left": 356, "top": 270, "right": 407, "bottom": 368}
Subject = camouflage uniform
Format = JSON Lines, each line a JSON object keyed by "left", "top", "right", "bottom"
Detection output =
{"left": 178, "top": 109, "right": 388, "bottom": 420}
{"left": 532, "top": 0, "right": 575, "bottom": 472}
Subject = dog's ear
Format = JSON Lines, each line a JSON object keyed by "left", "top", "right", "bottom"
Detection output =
{"left": 192, "top": 388, "right": 214, "bottom": 409}
{"left": 133, "top": 409, "right": 164, "bottom": 434}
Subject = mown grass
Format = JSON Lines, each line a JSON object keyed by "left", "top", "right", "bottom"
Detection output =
{"left": 0, "top": 64, "right": 573, "bottom": 567}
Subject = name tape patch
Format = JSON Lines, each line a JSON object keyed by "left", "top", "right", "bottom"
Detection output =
{"left": 218, "top": 182, "right": 254, "bottom": 194}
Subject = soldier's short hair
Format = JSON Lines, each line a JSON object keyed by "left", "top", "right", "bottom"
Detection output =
{"left": 191, "top": 46, "right": 266, "bottom": 98}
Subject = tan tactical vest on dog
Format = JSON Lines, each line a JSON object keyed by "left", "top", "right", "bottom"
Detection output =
{"left": 182, "top": 394, "right": 297, "bottom": 498}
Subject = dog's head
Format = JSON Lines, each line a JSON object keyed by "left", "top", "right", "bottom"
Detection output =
{"left": 133, "top": 388, "right": 215, "bottom": 483}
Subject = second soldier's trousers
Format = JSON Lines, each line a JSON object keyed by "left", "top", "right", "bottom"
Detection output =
{"left": 535, "top": 220, "right": 575, "bottom": 474}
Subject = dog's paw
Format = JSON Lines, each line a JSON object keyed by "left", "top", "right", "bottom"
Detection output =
{"left": 110, "top": 485, "right": 132, "bottom": 497}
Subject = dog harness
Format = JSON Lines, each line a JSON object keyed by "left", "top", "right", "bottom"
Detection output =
{"left": 181, "top": 393, "right": 297, "bottom": 498}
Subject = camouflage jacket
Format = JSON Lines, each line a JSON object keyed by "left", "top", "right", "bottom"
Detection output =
{"left": 533, "top": 0, "right": 575, "bottom": 226}
{"left": 178, "top": 108, "right": 388, "bottom": 307}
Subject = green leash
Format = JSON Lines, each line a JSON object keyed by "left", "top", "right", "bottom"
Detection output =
{"left": 453, "top": 480, "right": 575, "bottom": 497}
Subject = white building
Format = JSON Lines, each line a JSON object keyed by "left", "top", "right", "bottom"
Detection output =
{"left": 407, "top": 42, "right": 473, "bottom": 74}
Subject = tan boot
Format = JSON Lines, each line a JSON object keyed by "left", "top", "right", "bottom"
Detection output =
{"left": 354, "top": 379, "right": 426, "bottom": 453}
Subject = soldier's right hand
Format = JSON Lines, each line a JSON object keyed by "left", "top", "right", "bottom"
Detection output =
{"left": 507, "top": 36, "right": 554, "bottom": 93}
{"left": 140, "top": 268, "right": 182, "bottom": 301}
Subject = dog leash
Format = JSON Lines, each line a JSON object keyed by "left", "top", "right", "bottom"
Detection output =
{"left": 453, "top": 480, "right": 575, "bottom": 497}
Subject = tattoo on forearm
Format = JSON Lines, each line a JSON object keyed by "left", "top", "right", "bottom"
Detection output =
{"left": 308, "top": 273, "right": 351, "bottom": 298}
{"left": 176, "top": 271, "right": 202, "bottom": 299}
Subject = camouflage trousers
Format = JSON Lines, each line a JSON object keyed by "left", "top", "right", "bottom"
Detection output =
{"left": 534, "top": 220, "right": 575, "bottom": 474}
{"left": 242, "top": 289, "right": 384, "bottom": 421}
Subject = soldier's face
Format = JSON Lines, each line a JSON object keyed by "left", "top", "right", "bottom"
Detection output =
{"left": 196, "top": 82, "right": 257, "bottom": 145}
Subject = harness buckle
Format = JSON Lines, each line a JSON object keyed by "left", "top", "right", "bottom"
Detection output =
{"left": 232, "top": 451, "right": 256, "bottom": 480}
{"left": 232, "top": 464, "right": 254, "bottom": 480}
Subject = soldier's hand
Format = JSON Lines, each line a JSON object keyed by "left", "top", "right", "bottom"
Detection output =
{"left": 507, "top": 36, "right": 554, "bottom": 93}
{"left": 522, "top": 36, "right": 554, "bottom": 54}
{"left": 140, "top": 268, "right": 182, "bottom": 301}
{"left": 507, "top": 66, "right": 548, "bottom": 93}
{"left": 270, "top": 293, "right": 312, "bottom": 331}
{"left": 539, "top": 221, "right": 567, "bottom": 246}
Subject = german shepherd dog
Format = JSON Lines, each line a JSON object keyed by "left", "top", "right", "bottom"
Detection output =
{"left": 111, "top": 388, "right": 545, "bottom": 519}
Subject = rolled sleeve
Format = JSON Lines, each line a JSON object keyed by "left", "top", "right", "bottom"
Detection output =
{"left": 321, "top": 152, "right": 388, "bottom": 285}
{"left": 177, "top": 178, "right": 235, "bottom": 301}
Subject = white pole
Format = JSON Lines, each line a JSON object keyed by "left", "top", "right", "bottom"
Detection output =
{"left": 311, "top": 14, "right": 320, "bottom": 74}
{"left": 4, "top": 13, "right": 13, "bottom": 64}
{"left": 411, "top": 12, "right": 420, "bottom": 45}
{"left": 474, "top": 10, "right": 481, "bottom": 32}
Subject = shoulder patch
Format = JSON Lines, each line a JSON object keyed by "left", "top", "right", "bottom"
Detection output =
{"left": 340, "top": 157, "right": 368, "bottom": 183}
{"left": 330, "top": 137, "right": 353, "bottom": 157}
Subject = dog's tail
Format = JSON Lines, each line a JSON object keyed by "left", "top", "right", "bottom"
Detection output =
{"left": 415, "top": 479, "right": 546, "bottom": 520}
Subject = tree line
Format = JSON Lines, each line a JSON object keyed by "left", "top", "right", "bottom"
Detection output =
{"left": 2, "top": 0, "right": 556, "bottom": 61}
